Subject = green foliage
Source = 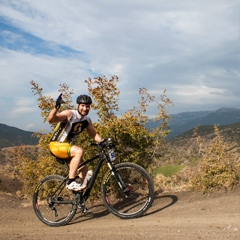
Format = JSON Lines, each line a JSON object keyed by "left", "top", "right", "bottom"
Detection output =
{"left": 155, "top": 165, "right": 185, "bottom": 177}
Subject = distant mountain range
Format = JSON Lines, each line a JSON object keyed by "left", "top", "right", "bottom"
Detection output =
{"left": 146, "top": 107, "right": 240, "bottom": 139}
{"left": 0, "top": 123, "right": 39, "bottom": 149}
{"left": 0, "top": 107, "right": 239, "bottom": 148}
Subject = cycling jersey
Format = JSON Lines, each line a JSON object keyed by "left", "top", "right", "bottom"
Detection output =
{"left": 49, "top": 110, "right": 91, "bottom": 159}
{"left": 50, "top": 110, "right": 91, "bottom": 143}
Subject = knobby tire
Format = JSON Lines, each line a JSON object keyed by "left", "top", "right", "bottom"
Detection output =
{"left": 101, "top": 162, "right": 154, "bottom": 219}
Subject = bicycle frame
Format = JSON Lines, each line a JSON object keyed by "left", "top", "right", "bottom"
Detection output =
{"left": 48, "top": 143, "right": 125, "bottom": 209}
{"left": 80, "top": 152, "right": 108, "bottom": 201}
{"left": 54, "top": 148, "right": 122, "bottom": 202}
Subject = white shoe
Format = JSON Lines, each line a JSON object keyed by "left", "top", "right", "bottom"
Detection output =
{"left": 66, "top": 181, "right": 82, "bottom": 191}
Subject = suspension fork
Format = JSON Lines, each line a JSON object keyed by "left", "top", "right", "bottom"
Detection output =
{"left": 108, "top": 162, "right": 126, "bottom": 191}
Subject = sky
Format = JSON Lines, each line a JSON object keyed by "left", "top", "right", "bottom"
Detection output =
{"left": 0, "top": 0, "right": 239, "bottom": 132}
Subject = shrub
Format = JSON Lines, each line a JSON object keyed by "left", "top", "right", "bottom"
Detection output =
{"left": 191, "top": 126, "right": 240, "bottom": 192}
{"left": 14, "top": 76, "right": 173, "bottom": 198}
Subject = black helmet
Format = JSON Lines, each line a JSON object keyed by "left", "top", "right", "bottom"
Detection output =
{"left": 76, "top": 94, "right": 92, "bottom": 104}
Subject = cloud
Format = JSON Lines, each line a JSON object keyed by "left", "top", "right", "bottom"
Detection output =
{"left": 0, "top": 0, "right": 239, "bottom": 131}
{"left": 9, "top": 106, "right": 36, "bottom": 115}
{"left": 24, "top": 123, "right": 35, "bottom": 131}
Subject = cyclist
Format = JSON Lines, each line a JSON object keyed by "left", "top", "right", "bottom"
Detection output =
{"left": 47, "top": 94, "right": 103, "bottom": 191}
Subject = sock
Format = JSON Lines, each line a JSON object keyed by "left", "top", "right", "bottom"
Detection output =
{"left": 75, "top": 176, "right": 81, "bottom": 183}
{"left": 67, "top": 178, "right": 75, "bottom": 185}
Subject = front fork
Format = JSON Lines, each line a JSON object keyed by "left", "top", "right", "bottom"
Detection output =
{"left": 107, "top": 162, "right": 126, "bottom": 192}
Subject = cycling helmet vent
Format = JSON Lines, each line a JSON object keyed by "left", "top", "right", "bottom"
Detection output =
{"left": 76, "top": 95, "right": 92, "bottom": 104}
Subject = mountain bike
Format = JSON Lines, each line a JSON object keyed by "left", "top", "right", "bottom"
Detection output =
{"left": 32, "top": 138, "right": 154, "bottom": 227}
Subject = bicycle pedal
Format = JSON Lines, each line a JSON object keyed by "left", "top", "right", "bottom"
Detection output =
{"left": 83, "top": 207, "right": 91, "bottom": 214}
{"left": 77, "top": 203, "right": 91, "bottom": 213}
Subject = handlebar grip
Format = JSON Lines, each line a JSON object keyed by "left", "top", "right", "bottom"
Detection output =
{"left": 89, "top": 142, "right": 98, "bottom": 146}
{"left": 89, "top": 138, "right": 115, "bottom": 148}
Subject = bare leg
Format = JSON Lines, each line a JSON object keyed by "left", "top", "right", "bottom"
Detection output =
{"left": 69, "top": 146, "right": 88, "bottom": 181}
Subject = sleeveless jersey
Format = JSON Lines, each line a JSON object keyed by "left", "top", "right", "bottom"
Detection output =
{"left": 50, "top": 110, "right": 90, "bottom": 143}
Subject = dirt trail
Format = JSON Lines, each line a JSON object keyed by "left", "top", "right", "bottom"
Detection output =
{"left": 0, "top": 188, "right": 239, "bottom": 240}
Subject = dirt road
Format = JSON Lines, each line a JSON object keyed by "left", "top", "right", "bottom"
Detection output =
{"left": 0, "top": 188, "right": 239, "bottom": 240}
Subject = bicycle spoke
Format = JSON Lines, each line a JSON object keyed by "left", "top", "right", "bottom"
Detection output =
{"left": 33, "top": 175, "right": 76, "bottom": 226}
{"left": 102, "top": 163, "right": 154, "bottom": 219}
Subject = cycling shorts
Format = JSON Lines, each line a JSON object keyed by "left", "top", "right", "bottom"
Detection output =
{"left": 49, "top": 141, "right": 72, "bottom": 159}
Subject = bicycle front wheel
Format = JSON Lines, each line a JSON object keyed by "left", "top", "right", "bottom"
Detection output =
{"left": 33, "top": 175, "right": 77, "bottom": 227}
{"left": 101, "top": 162, "right": 154, "bottom": 219}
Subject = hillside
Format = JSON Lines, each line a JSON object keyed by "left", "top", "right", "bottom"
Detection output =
{"left": 146, "top": 107, "right": 240, "bottom": 139}
{"left": 0, "top": 123, "right": 39, "bottom": 149}
{"left": 168, "top": 122, "right": 240, "bottom": 153}
{"left": 171, "top": 122, "right": 240, "bottom": 143}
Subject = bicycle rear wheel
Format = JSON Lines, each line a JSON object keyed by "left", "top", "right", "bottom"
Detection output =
{"left": 101, "top": 162, "right": 154, "bottom": 219}
{"left": 33, "top": 175, "right": 77, "bottom": 226}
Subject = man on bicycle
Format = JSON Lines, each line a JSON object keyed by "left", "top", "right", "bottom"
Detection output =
{"left": 47, "top": 94, "right": 103, "bottom": 191}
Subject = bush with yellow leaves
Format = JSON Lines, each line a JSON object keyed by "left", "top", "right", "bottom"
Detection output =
{"left": 191, "top": 126, "right": 240, "bottom": 192}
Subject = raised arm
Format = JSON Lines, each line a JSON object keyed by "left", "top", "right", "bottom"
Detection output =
{"left": 47, "top": 109, "right": 71, "bottom": 123}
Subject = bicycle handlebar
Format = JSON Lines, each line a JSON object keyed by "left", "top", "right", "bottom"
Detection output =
{"left": 89, "top": 138, "right": 115, "bottom": 149}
